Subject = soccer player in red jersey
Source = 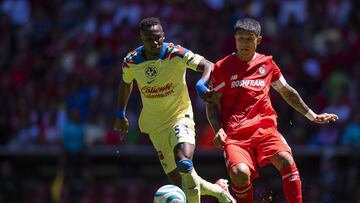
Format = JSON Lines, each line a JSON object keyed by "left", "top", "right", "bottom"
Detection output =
{"left": 205, "top": 18, "right": 339, "bottom": 203}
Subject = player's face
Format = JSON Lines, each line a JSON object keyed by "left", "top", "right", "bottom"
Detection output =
{"left": 235, "top": 29, "right": 261, "bottom": 62}
{"left": 140, "top": 25, "right": 165, "bottom": 57}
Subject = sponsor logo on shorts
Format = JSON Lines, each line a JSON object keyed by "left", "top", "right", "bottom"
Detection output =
{"left": 289, "top": 175, "right": 300, "bottom": 181}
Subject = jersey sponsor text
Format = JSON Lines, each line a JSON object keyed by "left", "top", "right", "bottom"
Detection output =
{"left": 231, "top": 79, "right": 265, "bottom": 88}
{"left": 141, "top": 82, "right": 175, "bottom": 98}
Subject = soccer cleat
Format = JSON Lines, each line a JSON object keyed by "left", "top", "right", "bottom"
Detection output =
{"left": 215, "top": 179, "right": 237, "bottom": 203}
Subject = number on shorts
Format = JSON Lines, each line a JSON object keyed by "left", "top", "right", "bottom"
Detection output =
{"left": 174, "top": 124, "right": 189, "bottom": 138}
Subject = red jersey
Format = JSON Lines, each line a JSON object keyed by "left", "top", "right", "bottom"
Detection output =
{"left": 209, "top": 52, "right": 283, "bottom": 136}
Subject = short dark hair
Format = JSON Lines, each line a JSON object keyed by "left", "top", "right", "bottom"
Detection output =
{"left": 139, "top": 17, "right": 162, "bottom": 31}
{"left": 234, "top": 18, "right": 261, "bottom": 36}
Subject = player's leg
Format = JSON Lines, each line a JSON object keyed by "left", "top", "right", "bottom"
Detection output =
{"left": 166, "top": 169, "right": 182, "bottom": 187}
{"left": 174, "top": 142, "right": 201, "bottom": 203}
{"left": 225, "top": 143, "right": 255, "bottom": 203}
{"left": 148, "top": 129, "right": 183, "bottom": 187}
{"left": 171, "top": 121, "right": 235, "bottom": 203}
{"left": 255, "top": 127, "right": 302, "bottom": 203}
{"left": 149, "top": 124, "right": 202, "bottom": 202}
{"left": 269, "top": 151, "right": 302, "bottom": 203}
{"left": 174, "top": 142, "right": 235, "bottom": 203}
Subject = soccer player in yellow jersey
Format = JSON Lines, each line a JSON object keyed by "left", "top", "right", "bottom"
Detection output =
{"left": 114, "top": 17, "right": 235, "bottom": 203}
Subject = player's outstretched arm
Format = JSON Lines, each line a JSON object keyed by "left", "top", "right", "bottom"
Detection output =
{"left": 195, "top": 58, "right": 214, "bottom": 102}
{"left": 275, "top": 84, "right": 338, "bottom": 124}
{"left": 114, "top": 79, "right": 133, "bottom": 140}
{"left": 206, "top": 102, "right": 227, "bottom": 149}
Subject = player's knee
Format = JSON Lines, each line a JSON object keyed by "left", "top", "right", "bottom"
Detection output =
{"left": 176, "top": 159, "right": 193, "bottom": 173}
{"left": 271, "top": 151, "right": 294, "bottom": 170}
{"left": 230, "top": 163, "right": 251, "bottom": 186}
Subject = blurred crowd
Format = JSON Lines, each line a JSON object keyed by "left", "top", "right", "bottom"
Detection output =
{"left": 0, "top": 0, "right": 359, "bottom": 149}
{"left": 0, "top": 0, "right": 360, "bottom": 202}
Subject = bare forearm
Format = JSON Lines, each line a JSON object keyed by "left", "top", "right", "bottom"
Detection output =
{"left": 117, "top": 80, "right": 133, "bottom": 109}
{"left": 206, "top": 103, "right": 222, "bottom": 132}
{"left": 197, "top": 58, "right": 213, "bottom": 81}
{"left": 279, "top": 85, "right": 310, "bottom": 115}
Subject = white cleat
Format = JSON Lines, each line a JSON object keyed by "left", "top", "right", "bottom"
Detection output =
{"left": 215, "top": 179, "right": 236, "bottom": 203}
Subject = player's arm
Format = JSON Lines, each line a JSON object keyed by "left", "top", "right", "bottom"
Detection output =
{"left": 196, "top": 58, "right": 213, "bottom": 80}
{"left": 195, "top": 58, "right": 214, "bottom": 101}
{"left": 115, "top": 57, "right": 135, "bottom": 138}
{"left": 272, "top": 76, "right": 338, "bottom": 124}
{"left": 206, "top": 97, "right": 227, "bottom": 149}
{"left": 114, "top": 78, "right": 133, "bottom": 138}
{"left": 206, "top": 102, "right": 221, "bottom": 132}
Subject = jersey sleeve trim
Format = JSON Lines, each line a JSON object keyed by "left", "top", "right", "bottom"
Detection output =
{"left": 271, "top": 75, "right": 287, "bottom": 90}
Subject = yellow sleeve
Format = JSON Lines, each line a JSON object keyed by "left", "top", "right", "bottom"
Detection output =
{"left": 122, "top": 61, "right": 134, "bottom": 83}
{"left": 183, "top": 50, "right": 204, "bottom": 71}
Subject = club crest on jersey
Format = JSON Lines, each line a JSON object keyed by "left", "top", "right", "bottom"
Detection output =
{"left": 259, "top": 66, "right": 266, "bottom": 75}
{"left": 145, "top": 64, "right": 158, "bottom": 80}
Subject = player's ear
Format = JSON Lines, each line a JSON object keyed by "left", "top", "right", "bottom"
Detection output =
{"left": 256, "top": 35, "right": 262, "bottom": 45}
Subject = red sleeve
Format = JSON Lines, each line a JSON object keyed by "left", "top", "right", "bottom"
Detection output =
{"left": 270, "top": 59, "right": 282, "bottom": 83}
{"left": 209, "top": 62, "right": 226, "bottom": 94}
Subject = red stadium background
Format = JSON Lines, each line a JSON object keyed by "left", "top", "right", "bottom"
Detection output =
{"left": 0, "top": 0, "right": 359, "bottom": 202}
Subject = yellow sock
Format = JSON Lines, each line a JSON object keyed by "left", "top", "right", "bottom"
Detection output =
{"left": 180, "top": 170, "right": 201, "bottom": 203}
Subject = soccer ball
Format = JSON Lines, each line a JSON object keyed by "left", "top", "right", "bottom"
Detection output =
{"left": 154, "top": 184, "right": 186, "bottom": 203}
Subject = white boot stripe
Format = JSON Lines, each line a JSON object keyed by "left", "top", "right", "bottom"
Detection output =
{"left": 282, "top": 171, "right": 299, "bottom": 179}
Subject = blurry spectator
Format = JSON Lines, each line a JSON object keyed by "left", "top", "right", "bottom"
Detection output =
{"left": 323, "top": 82, "right": 352, "bottom": 125}
{"left": 341, "top": 113, "right": 360, "bottom": 147}
{"left": 341, "top": 112, "right": 360, "bottom": 201}
{"left": 0, "top": 0, "right": 358, "bottom": 202}
{"left": 61, "top": 108, "right": 88, "bottom": 203}
{"left": 42, "top": 109, "right": 61, "bottom": 145}
{"left": 277, "top": 0, "right": 307, "bottom": 27}
{"left": 309, "top": 124, "right": 340, "bottom": 146}
{"left": 113, "top": 0, "right": 142, "bottom": 27}
{"left": 85, "top": 112, "right": 106, "bottom": 146}
{"left": 1, "top": 0, "right": 30, "bottom": 26}
{"left": 61, "top": 108, "right": 85, "bottom": 154}
{"left": 319, "top": 157, "right": 343, "bottom": 203}
{"left": 326, "top": 0, "right": 352, "bottom": 27}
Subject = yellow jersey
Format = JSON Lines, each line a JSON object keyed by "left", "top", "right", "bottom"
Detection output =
{"left": 122, "top": 42, "right": 203, "bottom": 133}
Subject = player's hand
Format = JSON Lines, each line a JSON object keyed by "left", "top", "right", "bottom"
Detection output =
{"left": 114, "top": 118, "right": 129, "bottom": 141}
{"left": 196, "top": 79, "right": 211, "bottom": 101}
{"left": 201, "top": 90, "right": 222, "bottom": 103}
{"left": 200, "top": 90, "right": 215, "bottom": 103}
{"left": 214, "top": 128, "right": 227, "bottom": 150}
{"left": 313, "top": 113, "right": 339, "bottom": 124}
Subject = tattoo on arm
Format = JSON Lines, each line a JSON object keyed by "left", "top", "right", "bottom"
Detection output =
{"left": 279, "top": 84, "right": 310, "bottom": 115}
{"left": 196, "top": 58, "right": 213, "bottom": 72}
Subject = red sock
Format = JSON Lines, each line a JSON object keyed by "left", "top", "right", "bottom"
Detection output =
{"left": 231, "top": 182, "right": 254, "bottom": 203}
{"left": 280, "top": 164, "right": 302, "bottom": 203}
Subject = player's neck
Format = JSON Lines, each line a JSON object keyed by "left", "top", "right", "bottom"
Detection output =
{"left": 236, "top": 52, "right": 257, "bottom": 64}
{"left": 144, "top": 51, "right": 158, "bottom": 60}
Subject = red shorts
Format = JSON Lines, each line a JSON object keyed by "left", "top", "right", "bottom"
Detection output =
{"left": 224, "top": 126, "right": 292, "bottom": 181}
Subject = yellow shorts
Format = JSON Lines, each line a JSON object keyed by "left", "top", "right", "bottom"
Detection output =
{"left": 149, "top": 118, "right": 196, "bottom": 174}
